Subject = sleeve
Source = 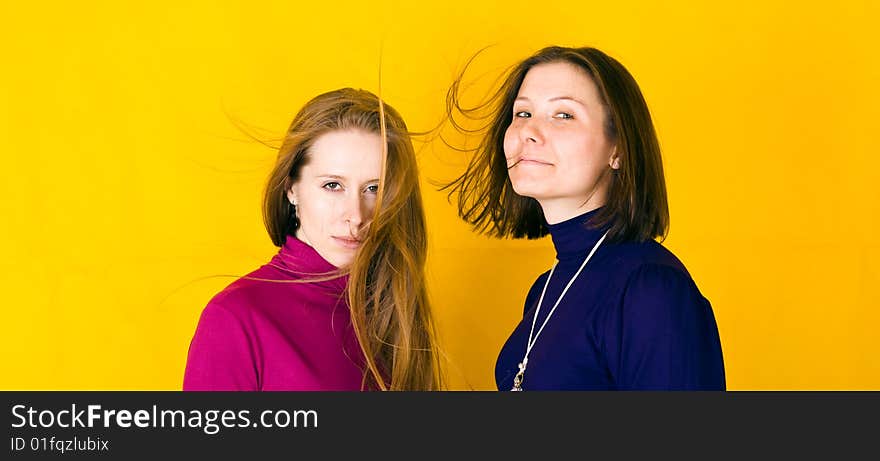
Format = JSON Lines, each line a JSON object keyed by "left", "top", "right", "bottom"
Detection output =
{"left": 602, "top": 264, "right": 726, "bottom": 390}
{"left": 182, "top": 300, "right": 260, "bottom": 391}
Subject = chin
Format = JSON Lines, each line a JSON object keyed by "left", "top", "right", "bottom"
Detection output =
{"left": 330, "top": 251, "right": 358, "bottom": 269}
{"left": 510, "top": 181, "right": 550, "bottom": 200}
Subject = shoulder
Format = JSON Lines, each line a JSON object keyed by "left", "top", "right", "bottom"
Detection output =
{"left": 204, "top": 264, "right": 292, "bottom": 319}
{"left": 193, "top": 289, "right": 253, "bottom": 342}
{"left": 601, "top": 239, "right": 692, "bottom": 282}
{"left": 185, "top": 296, "right": 261, "bottom": 391}
{"left": 612, "top": 241, "right": 702, "bottom": 304}
{"left": 597, "top": 249, "right": 714, "bottom": 345}
{"left": 621, "top": 263, "right": 703, "bottom": 306}
{"left": 594, "top": 240, "right": 710, "bottom": 318}
{"left": 525, "top": 268, "right": 552, "bottom": 298}
{"left": 607, "top": 244, "right": 711, "bottom": 324}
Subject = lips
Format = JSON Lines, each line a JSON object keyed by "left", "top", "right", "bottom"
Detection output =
{"left": 510, "top": 155, "right": 553, "bottom": 168}
{"left": 332, "top": 236, "right": 362, "bottom": 249}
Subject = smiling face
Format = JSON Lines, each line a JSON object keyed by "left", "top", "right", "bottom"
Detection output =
{"left": 503, "top": 61, "right": 619, "bottom": 223}
{"left": 286, "top": 129, "right": 383, "bottom": 268}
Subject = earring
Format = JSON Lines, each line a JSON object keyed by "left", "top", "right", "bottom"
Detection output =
{"left": 287, "top": 202, "right": 299, "bottom": 232}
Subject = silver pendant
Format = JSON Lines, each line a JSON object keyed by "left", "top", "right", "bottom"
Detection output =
{"left": 510, "top": 362, "right": 526, "bottom": 391}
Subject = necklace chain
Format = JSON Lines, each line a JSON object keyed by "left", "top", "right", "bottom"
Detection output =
{"left": 511, "top": 230, "right": 609, "bottom": 391}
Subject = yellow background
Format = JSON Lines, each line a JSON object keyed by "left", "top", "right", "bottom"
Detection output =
{"left": 1, "top": 1, "right": 877, "bottom": 390}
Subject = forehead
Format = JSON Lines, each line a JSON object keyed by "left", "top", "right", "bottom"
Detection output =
{"left": 303, "top": 129, "right": 383, "bottom": 177}
{"left": 517, "top": 61, "right": 600, "bottom": 102}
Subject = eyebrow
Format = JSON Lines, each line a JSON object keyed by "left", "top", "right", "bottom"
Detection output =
{"left": 514, "top": 96, "right": 587, "bottom": 106}
{"left": 316, "top": 174, "right": 380, "bottom": 183}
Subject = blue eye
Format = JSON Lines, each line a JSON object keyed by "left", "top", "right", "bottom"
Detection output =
{"left": 514, "top": 111, "right": 531, "bottom": 118}
{"left": 554, "top": 112, "right": 574, "bottom": 120}
{"left": 323, "top": 182, "right": 342, "bottom": 191}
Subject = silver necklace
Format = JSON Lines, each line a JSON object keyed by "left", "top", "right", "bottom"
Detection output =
{"left": 511, "top": 230, "right": 609, "bottom": 391}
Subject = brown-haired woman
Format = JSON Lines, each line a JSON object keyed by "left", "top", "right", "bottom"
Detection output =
{"left": 446, "top": 46, "right": 725, "bottom": 390}
{"left": 184, "top": 88, "right": 442, "bottom": 390}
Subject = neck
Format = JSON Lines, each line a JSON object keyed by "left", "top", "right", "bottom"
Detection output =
{"left": 546, "top": 207, "right": 607, "bottom": 261}
{"left": 539, "top": 166, "right": 613, "bottom": 224}
{"left": 538, "top": 196, "right": 606, "bottom": 225}
{"left": 294, "top": 228, "right": 314, "bottom": 248}
{"left": 273, "top": 236, "right": 348, "bottom": 291}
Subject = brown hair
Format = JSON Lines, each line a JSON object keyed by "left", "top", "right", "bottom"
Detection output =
{"left": 444, "top": 46, "right": 669, "bottom": 242}
{"left": 263, "top": 88, "right": 442, "bottom": 390}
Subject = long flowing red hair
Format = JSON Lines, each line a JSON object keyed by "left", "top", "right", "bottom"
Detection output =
{"left": 263, "top": 88, "right": 443, "bottom": 390}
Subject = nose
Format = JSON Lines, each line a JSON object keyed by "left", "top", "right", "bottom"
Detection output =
{"left": 344, "top": 193, "right": 365, "bottom": 233}
{"left": 519, "top": 118, "right": 543, "bottom": 145}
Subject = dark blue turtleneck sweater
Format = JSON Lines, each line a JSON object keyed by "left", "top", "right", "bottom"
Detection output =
{"left": 495, "top": 209, "right": 726, "bottom": 390}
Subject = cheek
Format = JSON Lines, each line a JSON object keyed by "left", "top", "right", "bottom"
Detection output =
{"left": 557, "top": 131, "right": 602, "bottom": 166}
{"left": 363, "top": 196, "right": 378, "bottom": 218}
{"left": 298, "top": 193, "right": 336, "bottom": 234}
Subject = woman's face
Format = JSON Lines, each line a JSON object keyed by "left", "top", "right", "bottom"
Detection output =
{"left": 287, "top": 129, "right": 383, "bottom": 268}
{"left": 503, "top": 61, "right": 618, "bottom": 221}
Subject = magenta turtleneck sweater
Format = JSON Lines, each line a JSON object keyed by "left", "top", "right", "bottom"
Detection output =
{"left": 183, "top": 237, "right": 369, "bottom": 391}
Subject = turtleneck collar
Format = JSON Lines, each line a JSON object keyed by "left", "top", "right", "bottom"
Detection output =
{"left": 547, "top": 207, "right": 608, "bottom": 262}
{"left": 269, "top": 236, "right": 348, "bottom": 291}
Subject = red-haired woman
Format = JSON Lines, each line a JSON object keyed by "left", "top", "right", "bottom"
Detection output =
{"left": 184, "top": 88, "right": 442, "bottom": 391}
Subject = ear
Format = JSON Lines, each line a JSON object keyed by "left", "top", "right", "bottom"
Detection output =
{"left": 286, "top": 186, "right": 297, "bottom": 206}
{"left": 609, "top": 146, "right": 621, "bottom": 170}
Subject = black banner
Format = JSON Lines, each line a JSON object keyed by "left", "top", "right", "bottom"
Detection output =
{"left": 3, "top": 392, "right": 877, "bottom": 459}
